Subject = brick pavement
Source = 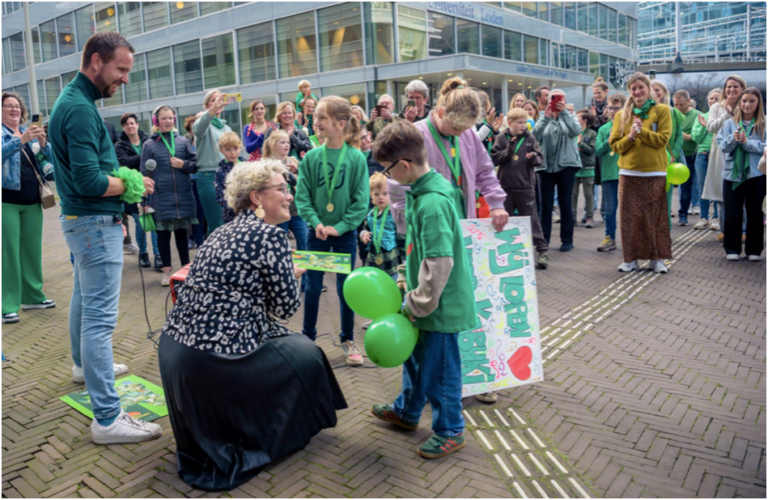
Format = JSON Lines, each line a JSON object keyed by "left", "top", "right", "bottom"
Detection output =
{"left": 2, "top": 192, "right": 765, "bottom": 498}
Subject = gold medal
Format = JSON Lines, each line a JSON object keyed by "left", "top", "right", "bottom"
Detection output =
{"left": 375, "top": 256, "right": 383, "bottom": 265}
{"left": 476, "top": 202, "right": 482, "bottom": 209}
{"left": 326, "top": 203, "right": 334, "bottom": 212}
{"left": 610, "top": 151, "right": 615, "bottom": 156}
{"left": 513, "top": 155, "right": 519, "bottom": 161}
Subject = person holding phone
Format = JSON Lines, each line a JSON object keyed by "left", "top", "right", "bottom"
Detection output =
{"left": 398, "top": 80, "right": 431, "bottom": 123}
{"left": 366, "top": 94, "right": 395, "bottom": 141}
{"left": 2, "top": 91, "right": 55, "bottom": 324}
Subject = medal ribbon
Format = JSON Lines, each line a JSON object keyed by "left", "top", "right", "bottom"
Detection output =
{"left": 483, "top": 119, "right": 493, "bottom": 154}
{"left": 427, "top": 119, "right": 462, "bottom": 189}
{"left": 372, "top": 205, "right": 390, "bottom": 254}
{"left": 506, "top": 134, "right": 526, "bottom": 157}
{"left": 159, "top": 133, "right": 175, "bottom": 158}
{"left": 322, "top": 143, "right": 348, "bottom": 208}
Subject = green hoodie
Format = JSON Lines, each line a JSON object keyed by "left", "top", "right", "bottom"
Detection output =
{"left": 296, "top": 144, "right": 370, "bottom": 235}
{"left": 691, "top": 112, "right": 713, "bottom": 153}
{"left": 595, "top": 120, "right": 619, "bottom": 182}
{"left": 404, "top": 169, "right": 479, "bottom": 333}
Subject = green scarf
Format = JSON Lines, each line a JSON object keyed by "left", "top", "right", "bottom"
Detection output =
{"left": 732, "top": 119, "right": 754, "bottom": 190}
{"left": 211, "top": 116, "right": 225, "bottom": 129}
{"left": 633, "top": 99, "right": 655, "bottom": 120}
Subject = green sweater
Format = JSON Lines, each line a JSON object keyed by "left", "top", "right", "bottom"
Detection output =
{"left": 48, "top": 72, "right": 122, "bottom": 216}
{"left": 192, "top": 111, "right": 231, "bottom": 172}
{"left": 681, "top": 108, "right": 702, "bottom": 157}
{"left": 691, "top": 112, "right": 714, "bottom": 153}
{"left": 296, "top": 144, "right": 370, "bottom": 235}
{"left": 669, "top": 106, "right": 685, "bottom": 162}
{"left": 595, "top": 120, "right": 619, "bottom": 182}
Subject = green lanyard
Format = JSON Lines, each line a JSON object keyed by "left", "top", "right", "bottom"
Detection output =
{"left": 507, "top": 134, "right": 526, "bottom": 158}
{"left": 131, "top": 143, "right": 142, "bottom": 155}
{"left": 483, "top": 120, "right": 493, "bottom": 154}
{"left": 321, "top": 143, "right": 348, "bottom": 212}
{"left": 159, "top": 133, "right": 175, "bottom": 158}
{"left": 372, "top": 205, "right": 390, "bottom": 254}
{"left": 427, "top": 119, "right": 462, "bottom": 189}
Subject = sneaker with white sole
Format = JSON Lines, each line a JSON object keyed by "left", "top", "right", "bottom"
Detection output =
{"left": 597, "top": 237, "right": 617, "bottom": 252}
{"left": 475, "top": 392, "right": 498, "bottom": 403}
{"left": 73, "top": 363, "right": 129, "bottom": 383}
{"left": 91, "top": 410, "right": 163, "bottom": 444}
{"left": 161, "top": 269, "right": 172, "bottom": 287}
{"left": 691, "top": 206, "right": 700, "bottom": 215}
{"left": 748, "top": 255, "right": 762, "bottom": 262}
{"left": 21, "top": 299, "right": 56, "bottom": 310}
{"left": 651, "top": 260, "right": 668, "bottom": 274}
{"left": 709, "top": 219, "right": 720, "bottom": 231}
{"left": 618, "top": 261, "right": 639, "bottom": 272}
{"left": 341, "top": 340, "right": 364, "bottom": 366}
{"left": 2, "top": 312, "right": 19, "bottom": 324}
{"left": 123, "top": 243, "right": 139, "bottom": 255}
{"left": 726, "top": 254, "right": 741, "bottom": 261}
{"left": 693, "top": 219, "right": 709, "bottom": 230}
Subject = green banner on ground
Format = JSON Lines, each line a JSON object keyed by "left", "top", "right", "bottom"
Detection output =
{"left": 293, "top": 250, "right": 352, "bottom": 274}
{"left": 60, "top": 375, "right": 168, "bottom": 422}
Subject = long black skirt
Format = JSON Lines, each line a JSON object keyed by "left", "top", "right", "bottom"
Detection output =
{"left": 158, "top": 333, "right": 347, "bottom": 491}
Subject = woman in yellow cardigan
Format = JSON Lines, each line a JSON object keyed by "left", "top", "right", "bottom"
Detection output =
{"left": 609, "top": 72, "right": 673, "bottom": 274}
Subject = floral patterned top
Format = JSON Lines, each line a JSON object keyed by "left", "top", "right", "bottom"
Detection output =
{"left": 162, "top": 209, "right": 300, "bottom": 354}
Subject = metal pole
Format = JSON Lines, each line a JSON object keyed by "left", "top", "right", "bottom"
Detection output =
{"left": 23, "top": 2, "right": 39, "bottom": 115}
{"left": 501, "top": 77, "right": 508, "bottom": 112}
{"left": 746, "top": 4, "right": 751, "bottom": 60}
{"left": 675, "top": 2, "right": 682, "bottom": 57}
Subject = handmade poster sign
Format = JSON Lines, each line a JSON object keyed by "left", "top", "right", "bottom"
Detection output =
{"left": 60, "top": 375, "right": 168, "bottom": 422}
{"left": 459, "top": 217, "right": 543, "bottom": 397}
{"left": 293, "top": 251, "right": 352, "bottom": 274}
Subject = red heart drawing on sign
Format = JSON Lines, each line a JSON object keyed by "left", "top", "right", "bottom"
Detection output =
{"left": 507, "top": 346, "right": 533, "bottom": 381}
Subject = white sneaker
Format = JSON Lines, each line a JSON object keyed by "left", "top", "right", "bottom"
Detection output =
{"left": 161, "top": 269, "right": 172, "bottom": 287}
{"left": 91, "top": 410, "right": 163, "bottom": 445}
{"left": 651, "top": 259, "right": 668, "bottom": 274}
{"left": 123, "top": 243, "right": 139, "bottom": 255}
{"left": 747, "top": 255, "right": 762, "bottom": 262}
{"left": 709, "top": 219, "right": 720, "bottom": 231}
{"left": 341, "top": 340, "right": 364, "bottom": 366}
{"left": 618, "top": 261, "right": 639, "bottom": 272}
{"left": 692, "top": 206, "right": 700, "bottom": 215}
{"left": 693, "top": 219, "right": 709, "bottom": 230}
{"left": 73, "top": 363, "right": 129, "bottom": 383}
{"left": 475, "top": 392, "right": 498, "bottom": 403}
{"left": 726, "top": 254, "right": 741, "bottom": 261}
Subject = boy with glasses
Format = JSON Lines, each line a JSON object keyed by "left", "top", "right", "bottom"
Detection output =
{"left": 595, "top": 94, "right": 626, "bottom": 252}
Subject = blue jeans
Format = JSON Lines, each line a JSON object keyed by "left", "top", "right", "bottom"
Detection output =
{"left": 602, "top": 180, "right": 619, "bottom": 240}
{"left": 302, "top": 228, "right": 357, "bottom": 343}
{"left": 678, "top": 154, "right": 698, "bottom": 217}
{"left": 278, "top": 215, "right": 308, "bottom": 292}
{"left": 393, "top": 330, "right": 464, "bottom": 437}
{"left": 592, "top": 184, "right": 599, "bottom": 215}
{"left": 60, "top": 215, "right": 123, "bottom": 423}
{"left": 130, "top": 213, "right": 149, "bottom": 255}
{"left": 694, "top": 152, "right": 718, "bottom": 220}
{"left": 151, "top": 230, "right": 159, "bottom": 256}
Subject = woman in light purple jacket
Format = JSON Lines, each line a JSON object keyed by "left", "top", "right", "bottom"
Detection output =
{"left": 388, "top": 78, "right": 508, "bottom": 237}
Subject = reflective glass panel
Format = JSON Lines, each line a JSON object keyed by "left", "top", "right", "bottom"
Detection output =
{"left": 428, "top": 12, "right": 454, "bottom": 57}
{"left": 75, "top": 6, "right": 95, "bottom": 51}
{"left": 237, "top": 22, "right": 276, "bottom": 84}
{"left": 118, "top": 2, "right": 142, "bottom": 38}
{"left": 143, "top": 2, "right": 169, "bottom": 32}
{"left": 318, "top": 3, "right": 364, "bottom": 71}
{"left": 147, "top": 47, "right": 173, "bottom": 99}
{"left": 174, "top": 40, "right": 203, "bottom": 95}
{"left": 482, "top": 25, "right": 501, "bottom": 58}
{"left": 170, "top": 1, "right": 197, "bottom": 24}
{"left": 40, "top": 20, "right": 57, "bottom": 62}
{"left": 125, "top": 53, "right": 147, "bottom": 103}
{"left": 95, "top": 2, "right": 117, "bottom": 33}
{"left": 202, "top": 33, "right": 236, "bottom": 88}
{"left": 276, "top": 12, "right": 318, "bottom": 77}
{"left": 504, "top": 30, "right": 521, "bottom": 61}
{"left": 57, "top": 13, "right": 77, "bottom": 57}
{"left": 397, "top": 5, "right": 427, "bottom": 62}
{"left": 364, "top": 2, "right": 394, "bottom": 65}
{"left": 457, "top": 18, "right": 480, "bottom": 54}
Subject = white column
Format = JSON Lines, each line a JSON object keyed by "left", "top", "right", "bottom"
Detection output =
{"left": 501, "top": 77, "right": 509, "bottom": 112}
{"left": 23, "top": 3, "right": 38, "bottom": 114}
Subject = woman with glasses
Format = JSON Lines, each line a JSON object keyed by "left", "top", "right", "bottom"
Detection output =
{"left": 265, "top": 102, "right": 312, "bottom": 159}
{"left": 159, "top": 159, "right": 346, "bottom": 491}
{"left": 1, "top": 92, "right": 55, "bottom": 324}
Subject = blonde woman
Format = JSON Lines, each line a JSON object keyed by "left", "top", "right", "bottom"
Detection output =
{"left": 265, "top": 102, "right": 312, "bottom": 159}
{"left": 691, "top": 88, "right": 722, "bottom": 230}
{"left": 351, "top": 105, "right": 368, "bottom": 127}
{"left": 609, "top": 72, "right": 672, "bottom": 274}
{"left": 510, "top": 93, "right": 527, "bottom": 110}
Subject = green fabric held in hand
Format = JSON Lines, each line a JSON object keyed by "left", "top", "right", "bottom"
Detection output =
{"left": 111, "top": 166, "right": 145, "bottom": 204}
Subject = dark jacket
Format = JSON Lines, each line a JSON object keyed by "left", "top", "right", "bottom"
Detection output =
{"left": 103, "top": 119, "right": 120, "bottom": 145}
{"left": 115, "top": 130, "right": 150, "bottom": 171}
{"left": 140, "top": 131, "right": 197, "bottom": 221}
{"left": 265, "top": 126, "right": 312, "bottom": 159}
{"left": 590, "top": 98, "right": 608, "bottom": 132}
{"left": 490, "top": 129, "right": 544, "bottom": 191}
{"left": 578, "top": 128, "right": 597, "bottom": 169}
{"left": 364, "top": 150, "right": 384, "bottom": 177}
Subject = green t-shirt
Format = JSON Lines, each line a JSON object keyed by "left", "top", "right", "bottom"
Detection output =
{"left": 405, "top": 169, "right": 479, "bottom": 333}
{"left": 595, "top": 120, "right": 619, "bottom": 182}
{"left": 681, "top": 108, "right": 702, "bottom": 157}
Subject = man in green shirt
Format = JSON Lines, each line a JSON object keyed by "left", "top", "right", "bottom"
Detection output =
{"left": 369, "top": 121, "right": 478, "bottom": 460}
{"left": 49, "top": 32, "right": 161, "bottom": 445}
{"left": 673, "top": 89, "right": 703, "bottom": 224}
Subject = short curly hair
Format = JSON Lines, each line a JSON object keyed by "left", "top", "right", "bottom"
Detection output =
{"left": 224, "top": 159, "right": 287, "bottom": 215}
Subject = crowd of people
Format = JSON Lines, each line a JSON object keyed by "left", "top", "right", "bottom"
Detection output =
{"left": 2, "top": 30, "right": 766, "bottom": 491}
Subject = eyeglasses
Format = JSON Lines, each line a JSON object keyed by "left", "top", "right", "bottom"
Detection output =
{"left": 260, "top": 183, "right": 290, "bottom": 195}
{"left": 382, "top": 158, "right": 411, "bottom": 178}
{"left": 2, "top": 105, "right": 21, "bottom": 110}
{"left": 608, "top": 106, "right": 622, "bottom": 111}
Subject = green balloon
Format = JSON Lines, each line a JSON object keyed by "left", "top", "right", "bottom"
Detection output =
{"left": 667, "top": 162, "right": 690, "bottom": 185}
{"left": 343, "top": 266, "right": 402, "bottom": 319}
{"left": 364, "top": 313, "right": 418, "bottom": 368}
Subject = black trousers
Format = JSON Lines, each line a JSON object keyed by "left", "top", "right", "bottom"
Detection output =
{"left": 722, "top": 177, "right": 765, "bottom": 257}
{"left": 538, "top": 168, "right": 577, "bottom": 246}
{"left": 157, "top": 228, "right": 190, "bottom": 268}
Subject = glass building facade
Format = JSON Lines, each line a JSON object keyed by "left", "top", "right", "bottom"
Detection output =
{"left": 639, "top": 1, "right": 767, "bottom": 64}
{"left": 3, "top": 1, "right": 637, "bottom": 132}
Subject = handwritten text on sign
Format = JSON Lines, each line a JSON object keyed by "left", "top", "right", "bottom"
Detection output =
{"left": 459, "top": 218, "right": 543, "bottom": 397}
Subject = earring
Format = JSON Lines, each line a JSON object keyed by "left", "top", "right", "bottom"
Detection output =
{"left": 255, "top": 205, "right": 265, "bottom": 219}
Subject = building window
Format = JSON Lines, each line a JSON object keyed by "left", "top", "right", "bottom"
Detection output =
{"left": 551, "top": 43, "right": 560, "bottom": 68}
{"left": 599, "top": 53, "right": 608, "bottom": 81}
{"left": 61, "top": 70, "right": 78, "bottom": 88}
{"left": 608, "top": 8, "right": 617, "bottom": 43}
{"left": 428, "top": 12, "right": 454, "bottom": 57}
{"left": 147, "top": 47, "right": 173, "bottom": 99}
{"left": 522, "top": 2, "right": 538, "bottom": 18}
{"left": 577, "top": 2, "right": 587, "bottom": 32}
{"left": 318, "top": 3, "right": 364, "bottom": 72}
{"left": 618, "top": 14, "right": 627, "bottom": 46}
{"left": 588, "top": 3, "right": 598, "bottom": 37}
{"left": 202, "top": 33, "right": 236, "bottom": 89}
{"left": 45, "top": 77, "right": 62, "bottom": 113}
{"left": 170, "top": 1, "right": 197, "bottom": 24}
{"left": 457, "top": 18, "right": 480, "bottom": 55}
{"left": 199, "top": 2, "right": 230, "bottom": 16}
{"left": 13, "top": 85, "right": 30, "bottom": 110}
{"left": 31, "top": 27, "right": 42, "bottom": 65}
{"left": 123, "top": 54, "right": 146, "bottom": 103}
{"left": 276, "top": 12, "right": 318, "bottom": 78}
{"left": 237, "top": 22, "right": 276, "bottom": 85}
{"left": 10, "top": 32, "right": 25, "bottom": 72}
{"left": 589, "top": 51, "right": 599, "bottom": 78}
{"left": 118, "top": 2, "right": 142, "bottom": 38}
{"left": 2, "top": 38, "right": 11, "bottom": 74}
{"left": 578, "top": 48, "right": 588, "bottom": 72}
{"left": 504, "top": 30, "right": 522, "bottom": 61}
{"left": 504, "top": 2, "right": 522, "bottom": 13}
{"left": 40, "top": 20, "right": 57, "bottom": 62}
{"left": 564, "top": 2, "right": 576, "bottom": 30}
{"left": 539, "top": 38, "right": 547, "bottom": 65}
{"left": 523, "top": 35, "right": 537, "bottom": 64}
{"left": 173, "top": 40, "right": 203, "bottom": 95}
{"left": 95, "top": 2, "right": 117, "bottom": 33}
{"left": 143, "top": 2, "right": 168, "bottom": 32}
{"left": 397, "top": 5, "right": 427, "bottom": 62}
{"left": 550, "top": 2, "right": 563, "bottom": 26}
{"left": 322, "top": 83, "right": 366, "bottom": 112}
{"left": 57, "top": 13, "right": 77, "bottom": 58}
{"left": 364, "top": 2, "right": 394, "bottom": 65}
{"left": 75, "top": 6, "right": 95, "bottom": 51}
{"left": 36, "top": 80, "right": 46, "bottom": 115}
{"left": 538, "top": 2, "right": 549, "bottom": 23}
{"left": 482, "top": 25, "right": 501, "bottom": 58}
{"left": 598, "top": 4, "right": 608, "bottom": 40}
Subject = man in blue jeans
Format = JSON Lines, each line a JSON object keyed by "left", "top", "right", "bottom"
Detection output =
{"left": 49, "top": 32, "right": 162, "bottom": 444}
{"left": 673, "top": 90, "right": 702, "bottom": 225}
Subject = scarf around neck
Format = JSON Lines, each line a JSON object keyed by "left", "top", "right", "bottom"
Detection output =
{"left": 732, "top": 118, "right": 755, "bottom": 190}
{"left": 633, "top": 99, "right": 655, "bottom": 120}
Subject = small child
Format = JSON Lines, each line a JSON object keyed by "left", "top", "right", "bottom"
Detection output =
{"left": 214, "top": 132, "right": 246, "bottom": 224}
{"left": 491, "top": 108, "right": 548, "bottom": 269}
{"left": 370, "top": 120, "right": 478, "bottom": 459}
{"left": 595, "top": 93, "right": 626, "bottom": 251}
{"left": 296, "top": 97, "right": 315, "bottom": 137}
{"left": 573, "top": 109, "right": 597, "bottom": 227}
{"left": 295, "top": 79, "right": 318, "bottom": 115}
{"left": 359, "top": 172, "right": 401, "bottom": 277}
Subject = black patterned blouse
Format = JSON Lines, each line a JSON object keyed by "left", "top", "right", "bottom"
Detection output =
{"left": 162, "top": 209, "right": 300, "bottom": 354}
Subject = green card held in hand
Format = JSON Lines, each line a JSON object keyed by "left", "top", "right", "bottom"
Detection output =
{"left": 294, "top": 251, "right": 352, "bottom": 274}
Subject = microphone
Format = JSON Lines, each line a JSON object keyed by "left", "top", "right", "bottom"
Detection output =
{"left": 145, "top": 159, "right": 157, "bottom": 177}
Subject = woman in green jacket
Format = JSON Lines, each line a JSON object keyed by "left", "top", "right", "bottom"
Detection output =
{"left": 691, "top": 88, "right": 722, "bottom": 230}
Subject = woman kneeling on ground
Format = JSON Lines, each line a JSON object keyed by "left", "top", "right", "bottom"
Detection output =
{"left": 159, "top": 159, "right": 347, "bottom": 491}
